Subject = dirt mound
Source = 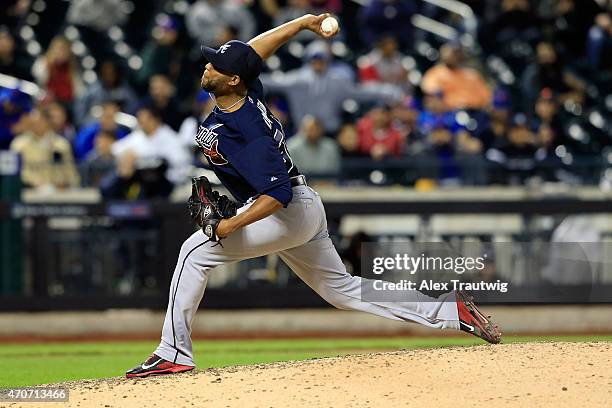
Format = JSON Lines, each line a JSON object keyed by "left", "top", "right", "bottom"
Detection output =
{"left": 19, "top": 342, "right": 612, "bottom": 408}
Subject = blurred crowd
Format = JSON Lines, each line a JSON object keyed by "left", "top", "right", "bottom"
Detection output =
{"left": 1, "top": 0, "right": 610, "bottom": 198}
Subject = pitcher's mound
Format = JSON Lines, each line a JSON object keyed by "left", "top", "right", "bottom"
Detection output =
{"left": 53, "top": 342, "right": 612, "bottom": 408}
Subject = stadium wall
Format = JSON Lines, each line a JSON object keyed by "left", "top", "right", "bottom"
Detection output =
{"left": 1, "top": 306, "right": 612, "bottom": 340}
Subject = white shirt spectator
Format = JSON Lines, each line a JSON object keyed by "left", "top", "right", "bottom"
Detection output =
{"left": 112, "top": 124, "right": 190, "bottom": 184}
{"left": 178, "top": 116, "right": 199, "bottom": 149}
{"left": 185, "top": 0, "right": 255, "bottom": 46}
{"left": 67, "top": 0, "right": 128, "bottom": 32}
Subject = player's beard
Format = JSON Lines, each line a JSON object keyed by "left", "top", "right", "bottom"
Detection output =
{"left": 201, "top": 77, "right": 216, "bottom": 93}
{"left": 202, "top": 79, "right": 234, "bottom": 99}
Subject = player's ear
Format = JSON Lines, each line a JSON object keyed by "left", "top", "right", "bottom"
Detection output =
{"left": 228, "top": 75, "right": 241, "bottom": 86}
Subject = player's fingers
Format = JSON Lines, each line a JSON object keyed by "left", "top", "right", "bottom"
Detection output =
{"left": 314, "top": 13, "right": 330, "bottom": 27}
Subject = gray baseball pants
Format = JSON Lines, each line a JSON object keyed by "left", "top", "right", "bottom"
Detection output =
{"left": 155, "top": 185, "right": 459, "bottom": 366}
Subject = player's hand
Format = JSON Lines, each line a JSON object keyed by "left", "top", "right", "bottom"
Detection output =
{"left": 302, "top": 13, "right": 339, "bottom": 39}
{"left": 215, "top": 218, "right": 234, "bottom": 239}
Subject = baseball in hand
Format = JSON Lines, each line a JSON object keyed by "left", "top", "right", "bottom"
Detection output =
{"left": 320, "top": 16, "right": 339, "bottom": 35}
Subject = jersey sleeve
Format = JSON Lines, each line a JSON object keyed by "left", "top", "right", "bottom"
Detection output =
{"left": 228, "top": 136, "right": 293, "bottom": 206}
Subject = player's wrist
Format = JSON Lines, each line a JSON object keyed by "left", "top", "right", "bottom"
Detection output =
{"left": 215, "top": 218, "right": 233, "bottom": 238}
{"left": 298, "top": 14, "right": 315, "bottom": 31}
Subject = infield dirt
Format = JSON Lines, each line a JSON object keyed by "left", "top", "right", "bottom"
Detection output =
{"left": 12, "top": 342, "right": 612, "bottom": 408}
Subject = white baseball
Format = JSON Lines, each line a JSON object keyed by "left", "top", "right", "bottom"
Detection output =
{"left": 320, "top": 16, "right": 338, "bottom": 35}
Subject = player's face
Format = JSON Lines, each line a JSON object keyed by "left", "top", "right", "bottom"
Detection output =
{"left": 201, "top": 63, "right": 232, "bottom": 95}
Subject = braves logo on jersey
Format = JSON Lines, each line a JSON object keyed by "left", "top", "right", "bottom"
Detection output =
{"left": 196, "top": 123, "right": 228, "bottom": 165}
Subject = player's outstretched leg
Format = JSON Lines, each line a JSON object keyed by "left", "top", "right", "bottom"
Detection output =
{"left": 281, "top": 241, "right": 503, "bottom": 342}
{"left": 279, "top": 238, "right": 460, "bottom": 330}
{"left": 280, "top": 238, "right": 503, "bottom": 343}
{"left": 278, "top": 194, "right": 502, "bottom": 342}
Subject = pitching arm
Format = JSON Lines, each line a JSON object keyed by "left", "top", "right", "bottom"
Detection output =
{"left": 248, "top": 13, "right": 337, "bottom": 60}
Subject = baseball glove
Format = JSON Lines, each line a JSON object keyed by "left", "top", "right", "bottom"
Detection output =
{"left": 188, "top": 176, "right": 237, "bottom": 242}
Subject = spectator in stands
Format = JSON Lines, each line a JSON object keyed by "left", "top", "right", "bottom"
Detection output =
{"left": 456, "top": 129, "right": 487, "bottom": 185}
{"left": 111, "top": 105, "right": 189, "bottom": 185}
{"left": 489, "top": 89, "right": 512, "bottom": 124}
{"left": 261, "top": 42, "right": 402, "bottom": 135}
{"left": 287, "top": 115, "right": 340, "bottom": 176}
{"left": 550, "top": 0, "right": 603, "bottom": 60}
{"left": 32, "top": 36, "right": 84, "bottom": 105}
{"left": 337, "top": 123, "right": 362, "bottom": 158}
{"left": 46, "top": 101, "right": 75, "bottom": 142}
{"left": 266, "top": 95, "right": 293, "bottom": 136}
{"left": 185, "top": 0, "right": 255, "bottom": 46}
{"left": 303, "top": 40, "right": 355, "bottom": 81}
{"left": 0, "top": 26, "right": 32, "bottom": 81}
{"left": 391, "top": 96, "right": 426, "bottom": 154}
{"left": 358, "top": 0, "right": 417, "bottom": 48}
{"left": 534, "top": 123, "right": 563, "bottom": 181}
{"left": 532, "top": 88, "right": 563, "bottom": 137}
{"left": 216, "top": 25, "right": 240, "bottom": 46}
{"left": 178, "top": 90, "right": 216, "bottom": 150}
{"left": 486, "top": 113, "right": 537, "bottom": 184}
{"left": 10, "top": 107, "right": 80, "bottom": 189}
{"left": 482, "top": 0, "right": 540, "bottom": 55}
{"left": 66, "top": 0, "right": 128, "bottom": 61}
{"left": 270, "top": 0, "right": 322, "bottom": 43}
{"left": 136, "top": 15, "right": 182, "bottom": 91}
{"left": 73, "top": 100, "right": 130, "bottom": 161}
{"left": 424, "top": 121, "right": 460, "bottom": 182}
{"left": 496, "top": 114, "right": 537, "bottom": 158}
{"left": 0, "top": 0, "right": 30, "bottom": 29}
{"left": 260, "top": 0, "right": 342, "bottom": 22}
{"left": 358, "top": 34, "right": 410, "bottom": 91}
{"left": 74, "top": 59, "right": 139, "bottom": 126}
{"left": 587, "top": 12, "right": 612, "bottom": 71}
{"left": 66, "top": 0, "right": 128, "bottom": 33}
{"left": 421, "top": 42, "right": 492, "bottom": 110}
{"left": 336, "top": 122, "right": 371, "bottom": 182}
{"left": 143, "top": 74, "right": 185, "bottom": 131}
{"left": 478, "top": 90, "right": 512, "bottom": 151}
{"left": 340, "top": 231, "right": 372, "bottom": 276}
{"left": 520, "top": 42, "right": 564, "bottom": 110}
{"left": 100, "top": 148, "right": 174, "bottom": 199}
{"left": 81, "top": 129, "right": 116, "bottom": 187}
{"left": 357, "top": 104, "right": 404, "bottom": 160}
{"left": 417, "top": 91, "right": 459, "bottom": 136}
{"left": 480, "top": 113, "right": 509, "bottom": 153}
{"left": 0, "top": 87, "right": 31, "bottom": 150}
{"left": 520, "top": 41, "right": 586, "bottom": 112}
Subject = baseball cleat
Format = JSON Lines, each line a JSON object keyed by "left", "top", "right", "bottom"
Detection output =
{"left": 126, "top": 354, "right": 194, "bottom": 378}
{"left": 456, "top": 290, "right": 502, "bottom": 344}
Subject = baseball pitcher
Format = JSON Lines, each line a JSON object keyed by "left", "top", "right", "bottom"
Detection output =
{"left": 126, "top": 13, "right": 501, "bottom": 378}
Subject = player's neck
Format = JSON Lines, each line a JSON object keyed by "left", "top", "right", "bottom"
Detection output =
{"left": 214, "top": 93, "right": 247, "bottom": 113}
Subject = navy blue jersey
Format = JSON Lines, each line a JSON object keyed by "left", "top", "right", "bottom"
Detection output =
{"left": 195, "top": 79, "right": 299, "bottom": 206}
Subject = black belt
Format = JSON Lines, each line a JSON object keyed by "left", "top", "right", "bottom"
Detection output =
{"left": 290, "top": 175, "right": 307, "bottom": 187}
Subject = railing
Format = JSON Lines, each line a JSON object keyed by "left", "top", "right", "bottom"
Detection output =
{"left": 1, "top": 191, "right": 611, "bottom": 310}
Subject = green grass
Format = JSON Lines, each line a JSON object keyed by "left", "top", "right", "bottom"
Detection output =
{"left": 0, "top": 335, "right": 610, "bottom": 387}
